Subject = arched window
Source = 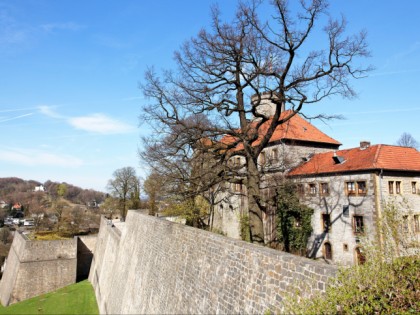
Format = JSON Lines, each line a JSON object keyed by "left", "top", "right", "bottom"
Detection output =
{"left": 324, "top": 242, "right": 332, "bottom": 260}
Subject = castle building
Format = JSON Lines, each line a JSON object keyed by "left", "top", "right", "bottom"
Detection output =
{"left": 211, "top": 99, "right": 420, "bottom": 265}
{"left": 288, "top": 143, "right": 420, "bottom": 265}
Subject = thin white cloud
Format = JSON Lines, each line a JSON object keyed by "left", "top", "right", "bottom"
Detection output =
{"left": 0, "top": 107, "right": 37, "bottom": 113}
{"left": 0, "top": 113, "right": 33, "bottom": 123}
{"left": 69, "top": 113, "right": 136, "bottom": 134}
{"left": 0, "top": 9, "right": 24, "bottom": 42}
{"left": 37, "top": 105, "right": 64, "bottom": 119}
{"left": 0, "top": 148, "right": 83, "bottom": 167}
{"left": 371, "top": 68, "right": 420, "bottom": 77}
{"left": 94, "top": 34, "right": 128, "bottom": 49}
{"left": 40, "top": 22, "right": 85, "bottom": 33}
{"left": 38, "top": 105, "right": 135, "bottom": 134}
{"left": 378, "top": 41, "right": 420, "bottom": 77}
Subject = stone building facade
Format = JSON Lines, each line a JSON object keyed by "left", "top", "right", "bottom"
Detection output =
{"left": 288, "top": 144, "right": 420, "bottom": 265}
{"left": 211, "top": 100, "right": 420, "bottom": 265}
{"left": 211, "top": 109, "right": 342, "bottom": 241}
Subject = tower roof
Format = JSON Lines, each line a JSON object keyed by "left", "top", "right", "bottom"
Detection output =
{"left": 220, "top": 110, "right": 341, "bottom": 151}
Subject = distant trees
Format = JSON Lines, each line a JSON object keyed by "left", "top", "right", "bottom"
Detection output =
{"left": 44, "top": 180, "right": 106, "bottom": 205}
{"left": 107, "top": 167, "right": 141, "bottom": 221}
{"left": 100, "top": 196, "right": 120, "bottom": 218}
{"left": 397, "top": 132, "right": 419, "bottom": 149}
{"left": 141, "top": 0, "right": 371, "bottom": 243}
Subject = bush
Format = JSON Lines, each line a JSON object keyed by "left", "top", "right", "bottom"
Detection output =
{"left": 284, "top": 200, "right": 420, "bottom": 314}
{"left": 285, "top": 256, "right": 420, "bottom": 314}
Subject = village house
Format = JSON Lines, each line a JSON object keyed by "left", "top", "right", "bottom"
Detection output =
{"left": 210, "top": 96, "right": 420, "bottom": 265}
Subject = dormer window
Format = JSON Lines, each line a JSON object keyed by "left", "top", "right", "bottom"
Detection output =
{"left": 332, "top": 155, "right": 345, "bottom": 164}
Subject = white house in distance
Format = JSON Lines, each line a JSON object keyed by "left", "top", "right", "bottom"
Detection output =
{"left": 211, "top": 96, "right": 420, "bottom": 266}
{"left": 33, "top": 185, "right": 45, "bottom": 192}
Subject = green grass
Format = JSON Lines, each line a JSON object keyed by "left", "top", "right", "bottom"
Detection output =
{"left": 0, "top": 280, "right": 99, "bottom": 315}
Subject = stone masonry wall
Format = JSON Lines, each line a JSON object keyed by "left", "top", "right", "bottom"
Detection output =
{"left": 0, "top": 232, "right": 77, "bottom": 305}
{"left": 77, "top": 235, "right": 97, "bottom": 281}
{"left": 90, "top": 211, "right": 337, "bottom": 314}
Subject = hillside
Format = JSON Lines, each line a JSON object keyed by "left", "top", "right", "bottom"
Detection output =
{"left": 0, "top": 177, "right": 106, "bottom": 208}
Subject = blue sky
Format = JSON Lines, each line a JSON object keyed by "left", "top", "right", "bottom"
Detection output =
{"left": 1, "top": 0, "right": 420, "bottom": 192}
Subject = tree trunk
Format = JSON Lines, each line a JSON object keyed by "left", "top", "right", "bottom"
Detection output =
{"left": 247, "top": 158, "right": 265, "bottom": 244}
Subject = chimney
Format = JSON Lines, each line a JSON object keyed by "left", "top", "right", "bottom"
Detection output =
{"left": 360, "top": 141, "right": 371, "bottom": 150}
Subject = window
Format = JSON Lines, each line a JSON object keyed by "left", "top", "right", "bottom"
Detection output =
{"left": 320, "top": 183, "right": 329, "bottom": 196}
{"left": 346, "top": 181, "right": 367, "bottom": 196}
{"left": 296, "top": 184, "right": 305, "bottom": 196}
{"left": 414, "top": 215, "right": 420, "bottom": 233}
{"left": 357, "top": 181, "right": 367, "bottom": 195}
{"left": 346, "top": 182, "right": 356, "bottom": 195}
{"left": 260, "top": 151, "right": 266, "bottom": 166}
{"left": 309, "top": 183, "right": 317, "bottom": 196}
{"left": 235, "top": 157, "right": 241, "bottom": 166}
{"left": 271, "top": 148, "right": 278, "bottom": 162}
{"left": 353, "top": 216, "right": 364, "bottom": 234}
{"left": 412, "top": 182, "right": 417, "bottom": 194}
{"left": 324, "top": 242, "right": 332, "bottom": 260}
{"left": 235, "top": 183, "right": 242, "bottom": 192}
{"left": 388, "top": 181, "right": 394, "bottom": 194}
{"left": 322, "top": 213, "right": 331, "bottom": 232}
{"left": 396, "top": 181, "right": 401, "bottom": 194}
{"left": 343, "top": 205, "right": 350, "bottom": 217}
{"left": 343, "top": 243, "right": 349, "bottom": 251}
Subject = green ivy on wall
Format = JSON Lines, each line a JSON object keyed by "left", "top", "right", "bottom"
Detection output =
{"left": 276, "top": 182, "right": 313, "bottom": 256}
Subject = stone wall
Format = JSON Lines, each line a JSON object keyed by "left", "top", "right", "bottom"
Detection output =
{"left": 77, "top": 235, "right": 97, "bottom": 282}
{"left": 90, "top": 211, "right": 337, "bottom": 314}
{"left": 0, "top": 232, "right": 77, "bottom": 305}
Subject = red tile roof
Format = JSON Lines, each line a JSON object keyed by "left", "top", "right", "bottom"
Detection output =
{"left": 288, "top": 144, "right": 420, "bottom": 176}
{"left": 221, "top": 110, "right": 341, "bottom": 150}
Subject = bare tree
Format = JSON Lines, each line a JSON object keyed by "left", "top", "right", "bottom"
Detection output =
{"left": 397, "top": 132, "right": 419, "bottom": 149}
{"left": 141, "top": 0, "right": 371, "bottom": 244}
{"left": 107, "top": 167, "right": 139, "bottom": 221}
{"left": 143, "top": 172, "right": 164, "bottom": 216}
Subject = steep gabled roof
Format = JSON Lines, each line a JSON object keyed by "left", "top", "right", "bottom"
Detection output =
{"left": 220, "top": 110, "right": 341, "bottom": 151}
{"left": 288, "top": 144, "right": 420, "bottom": 176}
